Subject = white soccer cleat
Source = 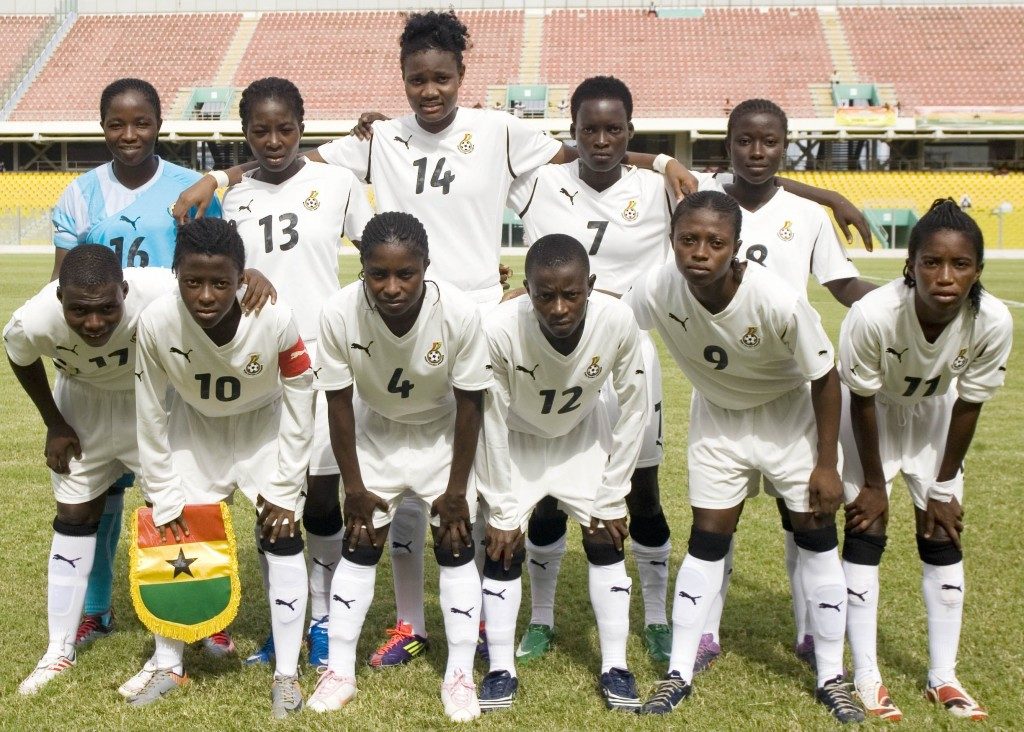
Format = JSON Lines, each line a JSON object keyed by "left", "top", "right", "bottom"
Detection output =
{"left": 855, "top": 677, "right": 903, "bottom": 722}
{"left": 926, "top": 680, "right": 988, "bottom": 721}
{"left": 118, "top": 658, "right": 158, "bottom": 698}
{"left": 442, "top": 670, "right": 481, "bottom": 722}
{"left": 307, "top": 669, "right": 357, "bottom": 713}
{"left": 18, "top": 651, "right": 76, "bottom": 695}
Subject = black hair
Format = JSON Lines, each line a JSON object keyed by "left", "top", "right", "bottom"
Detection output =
{"left": 726, "top": 98, "right": 788, "bottom": 142}
{"left": 570, "top": 75, "right": 633, "bottom": 122}
{"left": 904, "top": 198, "right": 985, "bottom": 314}
{"left": 239, "top": 77, "right": 304, "bottom": 131}
{"left": 173, "top": 218, "right": 245, "bottom": 274}
{"left": 399, "top": 10, "right": 469, "bottom": 69}
{"left": 58, "top": 244, "right": 123, "bottom": 291}
{"left": 360, "top": 211, "right": 429, "bottom": 263}
{"left": 100, "top": 78, "right": 161, "bottom": 123}
{"left": 525, "top": 233, "right": 590, "bottom": 279}
{"left": 670, "top": 190, "right": 744, "bottom": 244}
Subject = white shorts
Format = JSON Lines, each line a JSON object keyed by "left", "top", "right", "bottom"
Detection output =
{"left": 355, "top": 399, "right": 473, "bottom": 529}
{"left": 166, "top": 392, "right": 301, "bottom": 517}
{"left": 510, "top": 405, "right": 617, "bottom": 527}
{"left": 51, "top": 377, "right": 141, "bottom": 505}
{"left": 601, "top": 331, "right": 663, "bottom": 469}
{"left": 307, "top": 341, "right": 339, "bottom": 476}
{"left": 840, "top": 386, "right": 960, "bottom": 511}
{"left": 688, "top": 386, "right": 827, "bottom": 513}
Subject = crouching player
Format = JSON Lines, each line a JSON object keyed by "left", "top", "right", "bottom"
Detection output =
{"left": 6, "top": 246, "right": 175, "bottom": 694}
{"left": 307, "top": 212, "right": 491, "bottom": 722}
{"left": 625, "top": 191, "right": 863, "bottom": 722}
{"left": 479, "top": 234, "right": 648, "bottom": 711}
{"left": 132, "top": 218, "right": 314, "bottom": 718}
{"left": 839, "top": 199, "right": 1011, "bottom": 721}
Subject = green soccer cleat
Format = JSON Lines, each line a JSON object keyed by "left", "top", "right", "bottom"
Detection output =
{"left": 514, "top": 623, "right": 553, "bottom": 663}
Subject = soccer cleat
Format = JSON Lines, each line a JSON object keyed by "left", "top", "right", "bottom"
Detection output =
{"left": 640, "top": 671, "right": 692, "bottom": 715}
{"left": 599, "top": 667, "right": 641, "bottom": 712}
{"left": 75, "top": 611, "right": 114, "bottom": 646}
{"left": 271, "top": 673, "right": 304, "bottom": 719}
{"left": 794, "top": 634, "right": 816, "bottom": 672}
{"left": 926, "top": 680, "right": 988, "bottom": 721}
{"left": 245, "top": 634, "right": 275, "bottom": 666}
{"left": 478, "top": 670, "right": 518, "bottom": 711}
{"left": 368, "top": 621, "right": 428, "bottom": 668}
{"left": 816, "top": 675, "right": 866, "bottom": 723}
{"left": 307, "top": 616, "right": 329, "bottom": 668}
{"left": 514, "top": 623, "right": 554, "bottom": 663}
{"left": 118, "top": 659, "right": 157, "bottom": 698}
{"left": 308, "top": 669, "right": 357, "bottom": 713}
{"left": 855, "top": 678, "right": 903, "bottom": 722}
{"left": 126, "top": 668, "right": 189, "bottom": 707}
{"left": 18, "top": 651, "right": 75, "bottom": 695}
{"left": 201, "top": 630, "right": 236, "bottom": 658}
{"left": 441, "top": 670, "right": 481, "bottom": 722}
{"left": 693, "top": 633, "right": 721, "bottom": 675}
{"left": 644, "top": 623, "right": 672, "bottom": 663}
{"left": 476, "top": 622, "right": 489, "bottom": 662}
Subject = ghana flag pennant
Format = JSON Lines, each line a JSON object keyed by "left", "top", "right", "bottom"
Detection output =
{"left": 130, "top": 503, "right": 240, "bottom": 642}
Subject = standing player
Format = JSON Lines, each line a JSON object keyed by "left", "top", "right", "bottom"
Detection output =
{"left": 5, "top": 245, "right": 175, "bottom": 694}
{"left": 306, "top": 212, "right": 492, "bottom": 722}
{"left": 223, "top": 77, "right": 373, "bottom": 669}
{"left": 479, "top": 234, "right": 648, "bottom": 711}
{"left": 839, "top": 200, "right": 1010, "bottom": 721}
{"left": 131, "top": 218, "right": 313, "bottom": 718}
{"left": 625, "top": 192, "right": 862, "bottom": 723}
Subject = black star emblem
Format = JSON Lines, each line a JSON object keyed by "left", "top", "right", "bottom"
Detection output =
{"left": 166, "top": 548, "right": 197, "bottom": 579}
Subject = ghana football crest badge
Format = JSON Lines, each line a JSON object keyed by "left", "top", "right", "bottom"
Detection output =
{"left": 778, "top": 220, "right": 795, "bottom": 241}
{"left": 457, "top": 133, "right": 474, "bottom": 154}
{"left": 622, "top": 199, "right": 639, "bottom": 221}
{"left": 950, "top": 348, "right": 968, "bottom": 372}
{"left": 740, "top": 327, "right": 761, "bottom": 348}
{"left": 243, "top": 353, "right": 264, "bottom": 376}
{"left": 425, "top": 341, "right": 445, "bottom": 366}
{"left": 303, "top": 190, "right": 321, "bottom": 211}
{"left": 584, "top": 356, "right": 603, "bottom": 379}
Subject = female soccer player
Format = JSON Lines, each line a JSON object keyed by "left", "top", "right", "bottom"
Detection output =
{"left": 131, "top": 218, "right": 314, "bottom": 718}
{"left": 624, "top": 191, "right": 862, "bottom": 723}
{"left": 308, "top": 212, "right": 492, "bottom": 722}
{"left": 839, "top": 199, "right": 1011, "bottom": 721}
{"left": 223, "top": 77, "right": 373, "bottom": 668}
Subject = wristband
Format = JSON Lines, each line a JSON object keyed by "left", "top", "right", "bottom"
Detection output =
{"left": 206, "top": 170, "right": 230, "bottom": 189}
{"left": 652, "top": 154, "right": 672, "bottom": 175}
{"left": 929, "top": 474, "right": 963, "bottom": 503}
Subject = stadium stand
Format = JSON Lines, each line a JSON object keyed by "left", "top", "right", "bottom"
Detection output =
{"left": 0, "top": 15, "right": 52, "bottom": 93}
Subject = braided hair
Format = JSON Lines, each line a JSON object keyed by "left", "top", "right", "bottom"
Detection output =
{"left": 726, "top": 98, "right": 788, "bottom": 142}
{"left": 671, "top": 190, "right": 744, "bottom": 245}
{"left": 58, "top": 244, "right": 123, "bottom": 291}
{"left": 100, "top": 78, "right": 161, "bottom": 123}
{"left": 239, "top": 77, "right": 304, "bottom": 131}
{"left": 399, "top": 10, "right": 469, "bottom": 69}
{"left": 904, "top": 198, "right": 985, "bottom": 314}
{"left": 360, "top": 211, "right": 429, "bottom": 264}
{"left": 173, "top": 218, "right": 245, "bottom": 275}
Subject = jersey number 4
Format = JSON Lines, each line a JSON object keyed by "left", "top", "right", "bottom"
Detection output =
{"left": 387, "top": 368, "right": 415, "bottom": 398}
{"left": 412, "top": 157, "right": 454, "bottom": 195}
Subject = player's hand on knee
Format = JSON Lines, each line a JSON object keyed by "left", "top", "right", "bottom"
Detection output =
{"left": 45, "top": 420, "right": 81, "bottom": 474}
{"left": 924, "top": 496, "right": 964, "bottom": 550}
{"left": 157, "top": 514, "right": 190, "bottom": 544}
{"left": 809, "top": 464, "right": 843, "bottom": 517}
{"left": 432, "top": 492, "right": 472, "bottom": 555}
{"left": 484, "top": 525, "right": 523, "bottom": 570}
{"left": 343, "top": 488, "right": 388, "bottom": 550}
{"left": 171, "top": 175, "right": 217, "bottom": 225}
{"left": 351, "top": 111, "right": 388, "bottom": 141}
{"left": 240, "top": 268, "right": 278, "bottom": 315}
{"left": 845, "top": 485, "right": 888, "bottom": 533}
{"left": 257, "top": 498, "right": 297, "bottom": 543}
{"left": 590, "top": 516, "right": 629, "bottom": 553}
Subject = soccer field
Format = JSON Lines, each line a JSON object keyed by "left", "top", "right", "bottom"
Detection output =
{"left": 2, "top": 254, "right": 1021, "bottom": 731}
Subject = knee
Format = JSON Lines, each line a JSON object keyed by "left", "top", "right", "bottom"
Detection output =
{"left": 53, "top": 514, "right": 100, "bottom": 537}
{"left": 629, "top": 510, "right": 670, "bottom": 548}
{"left": 259, "top": 527, "right": 305, "bottom": 557}
{"left": 582, "top": 531, "right": 625, "bottom": 566}
{"left": 483, "top": 548, "right": 525, "bottom": 581}
{"left": 916, "top": 536, "right": 962, "bottom": 566}
{"left": 527, "top": 510, "right": 568, "bottom": 547}
{"left": 842, "top": 531, "right": 887, "bottom": 566}
{"left": 687, "top": 527, "right": 732, "bottom": 562}
{"left": 304, "top": 507, "right": 343, "bottom": 537}
{"left": 793, "top": 525, "right": 839, "bottom": 553}
{"left": 434, "top": 539, "right": 475, "bottom": 568}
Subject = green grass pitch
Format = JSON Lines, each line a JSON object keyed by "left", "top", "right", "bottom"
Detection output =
{"left": 1, "top": 254, "right": 1021, "bottom": 730}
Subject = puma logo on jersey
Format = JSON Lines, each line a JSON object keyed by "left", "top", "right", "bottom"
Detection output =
{"left": 332, "top": 594, "right": 355, "bottom": 609}
{"left": 53, "top": 554, "right": 81, "bottom": 568}
{"left": 391, "top": 540, "right": 413, "bottom": 553}
{"left": 818, "top": 350, "right": 829, "bottom": 357}
{"left": 312, "top": 558, "right": 335, "bottom": 571}
{"left": 649, "top": 560, "right": 667, "bottom": 567}
{"left": 851, "top": 364, "right": 860, "bottom": 375}
{"left": 668, "top": 313, "right": 688, "bottom": 331}
{"left": 635, "top": 369, "right": 644, "bottom": 375}
{"left": 135, "top": 370, "right": 143, "bottom": 381}
{"left": 169, "top": 347, "right": 192, "bottom": 362}
{"left": 818, "top": 601, "right": 844, "bottom": 613}
{"left": 846, "top": 588, "right": 868, "bottom": 602}
{"left": 941, "top": 584, "right": 963, "bottom": 592}
{"left": 482, "top": 588, "right": 507, "bottom": 600}
{"left": 530, "top": 559, "right": 549, "bottom": 570}
{"left": 55, "top": 344, "right": 79, "bottom": 355}
{"left": 275, "top": 598, "right": 298, "bottom": 611}
{"left": 516, "top": 363, "right": 539, "bottom": 380}
{"left": 885, "top": 347, "right": 909, "bottom": 362}
{"left": 559, "top": 187, "right": 578, "bottom": 205}
{"left": 238, "top": 199, "right": 253, "bottom": 212}
{"left": 119, "top": 215, "right": 141, "bottom": 230}
{"left": 998, "top": 365, "right": 1007, "bottom": 372}
{"left": 350, "top": 341, "right": 373, "bottom": 357}
{"left": 449, "top": 606, "right": 474, "bottom": 618}
{"left": 312, "top": 367, "right": 322, "bottom": 379}
{"left": 394, "top": 134, "right": 412, "bottom": 149}
{"left": 677, "top": 589, "right": 701, "bottom": 605}
{"left": 610, "top": 585, "right": 631, "bottom": 594}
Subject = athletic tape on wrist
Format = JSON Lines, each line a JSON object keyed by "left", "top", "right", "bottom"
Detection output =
{"left": 929, "top": 474, "right": 963, "bottom": 503}
{"left": 207, "top": 170, "right": 229, "bottom": 189}
{"left": 652, "top": 154, "right": 672, "bottom": 175}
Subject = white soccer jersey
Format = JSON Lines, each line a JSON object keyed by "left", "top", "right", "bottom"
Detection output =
{"left": 3, "top": 268, "right": 176, "bottom": 391}
{"left": 314, "top": 279, "right": 493, "bottom": 424}
{"left": 840, "top": 279, "right": 1012, "bottom": 406}
{"left": 484, "top": 293, "right": 648, "bottom": 522}
{"left": 508, "top": 163, "right": 673, "bottom": 295}
{"left": 625, "top": 263, "right": 835, "bottom": 410}
{"left": 224, "top": 161, "right": 373, "bottom": 342}
{"left": 318, "top": 107, "right": 561, "bottom": 298}
{"left": 699, "top": 177, "right": 858, "bottom": 293}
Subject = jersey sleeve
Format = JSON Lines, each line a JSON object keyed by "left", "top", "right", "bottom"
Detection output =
{"left": 957, "top": 305, "right": 1013, "bottom": 403}
{"left": 267, "top": 314, "right": 315, "bottom": 513}
{"left": 313, "top": 300, "right": 353, "bottom": 391}
{"left": 342, "top": 175, "right": 374, "bottom": 243}
{"left": 808, "top": 206, "right": 859, "bottom": 285}
{"left": 317, "top": 135, "right": 371, "bottom": 182}
{"left": 450, "top": 307, "right": 494, "bottom": 392}
{"left": 477, "top": 325, "right": 518, "bottom": 531}
{"left": 622, "top": 267, "right": 658, "bottom": 331}
{"left": 781, "top": 296, "right": 835, "bottom": 382}
{"left": 52, "top": 182, "right": 87, "bottom": 250}
{"left": 838, "top": 304, "right": 883, "bottom": 396}
{"left": 504, "top": 114, "right": 562, "bottom": 178}
{"left": 2, "top": 301, "right": 44, "bottom": 367}
{"left": 506, "top": 166, "right": 540, "bottom": 215}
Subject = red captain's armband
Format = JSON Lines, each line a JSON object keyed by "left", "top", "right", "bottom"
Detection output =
{"left": 279, "top": 338, "right": 312, "bottom": 378}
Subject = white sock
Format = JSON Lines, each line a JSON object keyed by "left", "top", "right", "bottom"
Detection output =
{"left": 922, "top": 561, "right": 965, "bottom": 687}
{"left": 701, "top": 540, "right": 734, "bottom": 643}
{"left": 482, "top": 576, "right": 521, "bottom": 676}
{"left": 253, "top": 523, "right": 270, "bottom": 594}
{"left": 785, "top": 531, "right": 810, "bottom": 643}
{"left": 265, "top": 551, "right": 308, "bottom": 677}
{"left": 632, "top": 540, "right": 670, "bottom": 626}
{"left": 327, "top": 557, "right": 377, "bottom": 678}
{"left": 588, "top": 562, "right": 632, "bottom": 672}
{"left": 306, "top": 529, "right": 343, "bottom": 625}
{"left": 668, "top": 554, "right": 725, "bottom": 683}
{"left": 47, "top": 531, "right": 96, "bottom": 657}
{"left": 389, "top": 498, "right": 427, "bottom": 636}
{"left": 525, "top": 534, "right": 566, "bottom": 627}
{"left": 153, "top": 634, "right": 185, "bottom": 675}
{"left": 439, "top": 562, "right": 481, "bottom": 682}
{"left": 843, "top": 560, "right": 881, "bottom": 686}
{"left": 797, "top": 546, "right": 847, "bottom": 686}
